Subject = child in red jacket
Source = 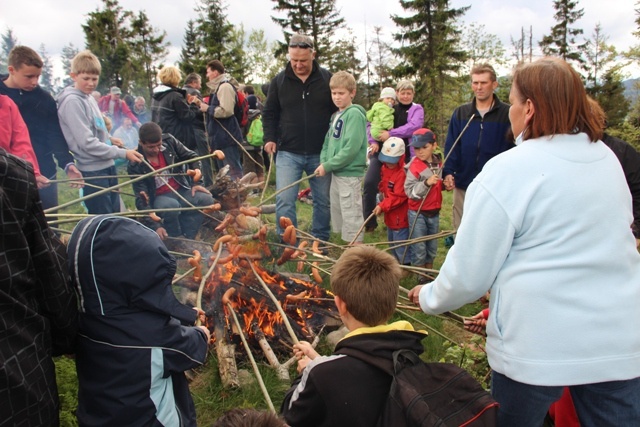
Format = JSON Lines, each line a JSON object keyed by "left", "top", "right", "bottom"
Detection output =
{"left": 372, "top": 137, "right": 413, "bottom": 265}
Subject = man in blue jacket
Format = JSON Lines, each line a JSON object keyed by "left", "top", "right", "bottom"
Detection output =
{"left": 443, "top": 64, "right": 511, "bottom": 244}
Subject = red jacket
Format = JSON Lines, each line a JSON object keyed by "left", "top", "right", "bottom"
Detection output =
{"left": 405, "top": 155, "right": 442, "bottom": 212}
{"left": 378, "top": 155, "right": 409, "bottom": 230}
{"left": 0, "top": 94, "right": 40, "bottom": 175}
{"left": 98, "top": 95, "right": 139, "bottom": 128}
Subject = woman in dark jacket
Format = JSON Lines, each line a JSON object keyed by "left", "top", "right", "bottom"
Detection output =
{"left": 151, "top": 65, "right": 200, "bottom": 150}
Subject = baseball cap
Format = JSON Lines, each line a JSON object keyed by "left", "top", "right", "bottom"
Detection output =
{"left": 378, "top": 137, "right": 405, "bottom": 164}
{"left": 410, "top": 128, "right": 436, "bottom": 148}
{"left": 110, "top": 86, "right": 122, "bottom": 95}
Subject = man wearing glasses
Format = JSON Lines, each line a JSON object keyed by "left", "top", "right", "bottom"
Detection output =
{"left": 263, "top": 34, "right": 336, "bottom": 244}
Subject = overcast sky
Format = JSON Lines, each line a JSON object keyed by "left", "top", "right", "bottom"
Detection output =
{"left": 1, "top": 0, "right": 637, "bottom": 78}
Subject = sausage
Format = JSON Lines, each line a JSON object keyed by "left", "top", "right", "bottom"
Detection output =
{"left": 203, "top": 203, "right": 222, "bottom": 213}
{"left": 291, "top": 240, "right": 308, "bottom": 259}
{"left": 222, "top": 287, "right": 237, "bottom": 305}
{"left": 239, "top": 206, "right": 261, "bottom": 217}
{"left": 286, "top": 291, "right": 308, "bottom": 302}
{"left": 277, "top": 247, "right": 295, "bottom": 265}
{"left": 187, "top": 169, "right": 202, "bottom": 182}
{"left": 188, "top": 250, "right": 203, "bottom": 282}
{"left": 279, "top": 216, "right": 293, "bottom": 229}
{"left": 149, "top": 212, "right": 162, "bottom": 222}
{"left": 312, "top": 240, "right": 322, "bottom": 254}
{"left": 213, "top": 235, "right": 234, "bottom": 252}
{"left": 235, "top": 213, "right": 249, "bottom": 229}
{"left": 311, "top": 262, "right": 322, "bottom": 283}
{"left": 212, "top": 150, "right": 225, "bottom": 160}
{"left": 283, "top": 225, "right": 296, "bottom": 246}
{"left": 215, "top": 213, "right": 234, "bottom": 232}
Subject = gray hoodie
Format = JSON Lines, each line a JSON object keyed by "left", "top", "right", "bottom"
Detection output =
{"left": 57, "top": 86, "right": 127, "bottom": 172}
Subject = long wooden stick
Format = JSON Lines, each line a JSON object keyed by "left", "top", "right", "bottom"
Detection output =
{"left": 260, "top": 152, "right": 274, "bottom": 203}
{"left": 257, "top": 172, "right": 318, "bottom": 207}
{"left": 196, "top": 245, "right": 223, "bottom": 321}
{"left": 349, "top": 212, "right": 376, "bottom": 245}
{"left": 245, "top": 258, "right": 300, "bottom": 345}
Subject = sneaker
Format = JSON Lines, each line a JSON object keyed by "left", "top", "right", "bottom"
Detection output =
{"left": 444, "top": 235, "right": 455, "bottom": 248}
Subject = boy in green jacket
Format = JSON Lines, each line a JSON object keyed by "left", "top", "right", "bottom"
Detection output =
{"left": 315, "top": 71, "right": 367, "bottom": 243}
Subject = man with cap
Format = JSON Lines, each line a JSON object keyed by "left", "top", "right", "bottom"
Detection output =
{"left": 262, "top": 34, "right": 336, "bottom": 244}
{"left": 404, "top": 128, "right": 446, "bottom": 269}
{"left": 98, "top": 86, "right": 140, "bottom": 131}
{"left": 372, "top": 136, "right": 413, "bottom": 264}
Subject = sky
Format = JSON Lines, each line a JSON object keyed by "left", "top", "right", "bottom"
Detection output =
{"left": 1, "top": 0, "right": 638, "bottom": 79}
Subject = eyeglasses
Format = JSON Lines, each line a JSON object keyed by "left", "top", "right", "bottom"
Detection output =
{"left": 289, "top": 42, "right": 313, "bottom": 49}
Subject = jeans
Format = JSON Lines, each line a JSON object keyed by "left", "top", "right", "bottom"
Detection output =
{"left": 215, "top": 145, "right": 243, "bottom": 180}
{"left": 80, "top": 166, "right": 121, "bottom": 214}
{"left": 388, "top": 227, "right": 413, "bottom": 264}
{"left": 275, "top": 151, "right": 330, "bottom": 241}
{"left": 153, "top": 186, "right": 214, "bottom": 239}
{"left": 329, "top": 175, "right": 364, "bottom": 243}
{"left": 407, "top": 210, "right": 439, "bottom": 266}
{"left": 492, "top": 371, "right": 640, "bottom": 427}
{"left": 362, "top": 151, "right": 382, "bottom": 229}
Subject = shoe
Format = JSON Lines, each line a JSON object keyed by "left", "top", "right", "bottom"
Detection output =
{"left": 365, "top": 226, "right": 377, "bottom": 233}
{"left": 444, "top": 236, "right": 455, "bottom": 248}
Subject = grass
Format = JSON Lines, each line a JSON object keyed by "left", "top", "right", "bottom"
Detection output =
{"left": 53, "top": 164, "right": 488, "bottom": 425}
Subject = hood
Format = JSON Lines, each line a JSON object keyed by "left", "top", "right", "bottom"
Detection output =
{"left": 346, "top": 103, "right": 367, "bottom": 116}
{"left": 68, "top": 216, "right": 178, "bottom": 317}
{"left": 206, "top": 73, "right": 236, "bottom": 93}
{"left": 57, "top": 85, "right": 89, "bottom": 106}
{"left": 152, "top": 84, "right": 183, "bottom": 100}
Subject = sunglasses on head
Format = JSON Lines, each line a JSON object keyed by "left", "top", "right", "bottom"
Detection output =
{"left": 289, "top": 42, "right": 313, "bottom": 49}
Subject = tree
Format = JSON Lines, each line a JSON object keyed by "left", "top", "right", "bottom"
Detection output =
{"left": 223, "top": 24, "right": 248, "bottom": 81}
{"left": 367, "top": 26, "right": 395, "bottom": 88}
{"left": 38, "top": 44, "right": 55, "bottom": 93}
{"left": 325, "top": 30, "right": 364, "bottom": 79}
{"left": 594, "top": 70, "right": 630, "bottom": 128}
{"left": 392, "top": 0, "right": 469, "bottom": 135}
{"left": 82, "top": 0, "right": 134, "bottom": 93}
{"left": 195, "top": 0, "right": 232, "bottom": 65}
{"left": 179, "top": 20, "right": 202, "bottom": 76}
{"left": 130, "top": 10, "right": 169, "bottom": 98}
{"left": 245, "top": 29, "right": 278, "bottom": 84}
{"left": 510, "top": 26, "right": 534, "bottom": 64}
{"left": 584, "top": 23, "right": 618, "bottom": 92}
{"left": 60, "top": 43, "right": 79, "bottom": 89}
{"left": 459, "top": 23, "right": 506, "bottom": 74}
{"left": 539, "top": 0, "right": 587, "bottom": 66}
{"left": 270, "top": 0, "right": 346, "bottom": 60}
{"left": 0, "top": 28, "right": 18, "bottom": 74}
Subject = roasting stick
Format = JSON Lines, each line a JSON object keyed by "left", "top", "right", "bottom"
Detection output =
{"left": 260, "top": 152, "right": 274, "bottom": 203}
{"left": 172, "top": 267, "right": 197, "bottom": 285}
{"left": 282, "top": 326, "right": 325, "bottom": 369}
{"left": 222, "top": 288, "right": 276, "bottom": 413}
{"left": 245, "top": 257, "right": 300, "bottom": 345}
{"left": 257, "top": 172, "right": 318, "bottom": 207}
{"left": 350, "top": 212, "right": 376, "bottom": 245}
{"left": 397, "top": 286, "right": 467, "bottom": 326}
{"left": 195, "top": 244, "right": 224, "bottom": 325}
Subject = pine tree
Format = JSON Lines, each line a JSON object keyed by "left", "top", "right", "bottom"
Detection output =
{"left": 130, "top": 10, "right": 169, "bottom": 98}
{"left": 38, "top": 44, "right": 55, "bottom": 93}
{"left": 60, "top": 43, "right": 79, "bottom": 89}
{"left": 195, "top": 0, "right": 232, "bottom": 62}
{"left": 539, "top": 0, "right": 587, "bottom": 66}
{"left": 0, "top": 28, "right": 18, "bottom": 74}
{"left": 179, "top": 20, "right": 202, "bottom": 76}
{"left": 325, "top": 30, "right": 363, "bottom": 80}
{"left": 460, "top": 23, "right": 506, "bottom": 74}
{"left": 223, "top": 24, "right": 248, "bottom": 82}
{"left": 270, "top": 0, "right": 346, "bottom": 60}
{"left": 392, "top": 0, "right": 468, "bottom": 135}
{"left": 245, "top": 29, "right": 278, "bottom": 84}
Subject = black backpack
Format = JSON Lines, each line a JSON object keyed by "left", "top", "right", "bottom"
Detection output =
{"left": 340, "top": 348, "right": 498, "bottom": 427}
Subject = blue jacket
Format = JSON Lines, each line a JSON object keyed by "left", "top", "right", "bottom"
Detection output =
{"left": 443, "top": 95, "right": 512, "bottom": 190}
{"left": 68, "top": 216, "right": 208, "bottom": 427}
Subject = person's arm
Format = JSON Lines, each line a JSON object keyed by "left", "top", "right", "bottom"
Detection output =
{"left": 212, "top": 82, "right": 236, "bottom": 119}
{"left": 171, "top": 92, "right": 198, "bottom": 123}
{"left": 379, "top": 170, "right": 408, "bottom": 212}
{"left": 404, "top": 161, "right": 432, "bottom": 200}
{"left": 120, "top": 100, "right": 140, "bottom": 125}
{"left": 2, "top": 97, "right": 41, "bottom": 176}
{"left": 389, "top": 103, "right": 424, "bottom": 140}
{"left": 281, "top": 366, "right": 327, "bottom": 427}
{"left": 619, "top": 143, "right": 640, "bottom": 240}
{"left": 160, "top": 319, "right": 209, "bottom": 375}
{"left": 262, "top": 75, "right": 280, "bottom": 152}
{"left": 442, "top": 110, "right": 462, "bottom": 178}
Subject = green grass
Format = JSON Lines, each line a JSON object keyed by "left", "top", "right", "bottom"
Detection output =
{"left": 53, "top": 166, "right": 488, "bottom": 425}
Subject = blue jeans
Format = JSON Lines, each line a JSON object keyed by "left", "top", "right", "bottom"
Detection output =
{"left": 407, "top": 210, "right": 439, "bottom": 266}
{"left": 81, "top": 166, "right": 120, "bottom": 214}
{"left": 492, "top": 371, "right": 640, "bottom": 427}
{"left": 388, "top": 227, "right": 413, "bottom": 265}
{"left": 215, "top": 145, "right": 243, "bottom": 180}
{"left": 275, "top": 151, "right": 330, "bottom": 241}
{"left": 153, "top": 186, "right": 214, "bottom": 239}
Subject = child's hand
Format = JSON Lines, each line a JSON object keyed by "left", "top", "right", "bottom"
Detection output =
{"left": 297, "top": 356, "right": 311, "bottom": 373}
{"left": 314, "top": 164, "right": 326, "bottom": 177}
{"left": 126, "top": 149, "right": 144, "bottom": 163}
{"left": 197, "top": 325, "right": 211, "bottom": 342}
{"left": 193, "top": 307, "right": 206, "bottom": 324}
{"left": 425, "top": 175, "right": 441, "bottom": 186}
{"left": 110, "top": 136, "right": 125, "bottom": 148}
{"left": 293, "top": 341, "right": 319, "bottom": 361}
{"left": 372, "top": 205, "right": 382, "bottom": 216}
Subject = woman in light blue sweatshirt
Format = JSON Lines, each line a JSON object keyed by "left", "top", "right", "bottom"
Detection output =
{"left": 409, "top": 57, "right": 640, "bottom": 426}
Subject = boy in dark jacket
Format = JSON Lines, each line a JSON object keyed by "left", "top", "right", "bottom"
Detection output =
{"left": 372, "top": 136, "right": 413, "bottom": 265}
{"left": 281, "top": 246, "right": 427, "bottom": 427}
{"left": 68, "top": 215, "right": 210, "bottom": 427}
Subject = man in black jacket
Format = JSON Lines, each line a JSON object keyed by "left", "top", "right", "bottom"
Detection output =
{"left": 263, "top": 34, "right": 337, "bottom": 242}
{"left": 127, "top": 122, "right": 214, "bottom": 239}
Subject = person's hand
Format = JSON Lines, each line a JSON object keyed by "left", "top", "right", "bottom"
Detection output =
{"left": 126, "top": 149, "right": 144, "bottom": 163}
{"left": 425, "top": 174, "right": 441, "bottom": 186}
{"left": 156, "top": 227, "right": 168, "bottom": 240}
{"left": 408, "top": 285, "right": 424, "bottom": 306}
{"left": 35, "top": 174, "right": 50, "bottom": 189}
{"left": 293, "top": 341, "right": 319, "bottom": 361}
{"left": 372, "top": 205, "right": 383, "bottom": 216}
{"left": 369, "top": 143, "right": 380, "bottom": 154}
{"left": 314, "top": 164, "right": 326, "bottom": 177}
{"left": 139, "top": 191, "right": 150, "bottom": 207}
{"left": 264, "top": 141, "right": 277, "bottom": 154}
{"left": 197, "top": 325, "right": 212, "bottom": 342}
{"left": 378, "top": 130, "right": 390, "bottom": 142}
{"left": 199, "top": 102, "right": 208, "bottom": 113}
{"left": 110, "top": 136, "right": 125, "bottom": 148}
{"left": 443, "top": 174, "right": 455, "bottom": 191}
{"left": 66, "top": 164, "right": 84, "bottom": 188}
{"left": 297, "top": 356, "right": 311, "bottom": 373}
{"left": 193, "top": 307, "right": 206, "bottom": 324}
{"left": 464, "top": 311, "right": 488, "bottom": 336}
{"left": 191, "top": 185, "right": 211, "bottom": 197}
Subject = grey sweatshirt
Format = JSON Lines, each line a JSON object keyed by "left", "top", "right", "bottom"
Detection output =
{"left": 57, "top": 86, "right": 126, "bottom": 172}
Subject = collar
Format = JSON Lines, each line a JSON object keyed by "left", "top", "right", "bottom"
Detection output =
{"left": 342, "top": 320, "right": 427, "bottom": 341}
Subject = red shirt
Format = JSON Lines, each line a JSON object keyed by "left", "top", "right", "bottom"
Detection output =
{"left": 148, "top": 154, "right": 180, "bottom": 195}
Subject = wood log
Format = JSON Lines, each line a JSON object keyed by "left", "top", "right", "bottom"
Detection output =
{"left": 251, "top": 323, "right": 290, "bottom": 381}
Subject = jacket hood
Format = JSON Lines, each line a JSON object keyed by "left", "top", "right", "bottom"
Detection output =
{"left": 57, "top": 85, "right": 89, "bottom": 106}
{"left": 68, "top": 215, "right": 177, "bottom": 316}
{"left": 205, "top": 73, "right": 236, "bottom": 93}
{"left": 335, "top": 321, "right": 427, "bottom": 362}
{"left": 152, "top": 84, "right": 184, "bottom": 100}
{"left": 345, "top": 103, "right": 367, "bottom": 116}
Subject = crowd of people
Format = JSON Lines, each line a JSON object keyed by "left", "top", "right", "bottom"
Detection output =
{"left": 2, "top": 32, "right": 640, "bottom": 427}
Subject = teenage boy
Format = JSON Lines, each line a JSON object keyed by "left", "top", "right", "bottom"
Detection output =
{"left": 0, "top": 45, "right": 83, "bottom": 208}
{"left": 404, "top": 128, "right": 446, "bottom": 270}
{"left": 281, "top": 246, "right": 427, "bottom": 427}
{"left": 57, "top": 50, "right": 143, "bottom": 214}
{"left": 315, "top": 71, "right": 368, "bottom": 243}
{"left": 128, "top": 122, "right": 214, "bottom": 240}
